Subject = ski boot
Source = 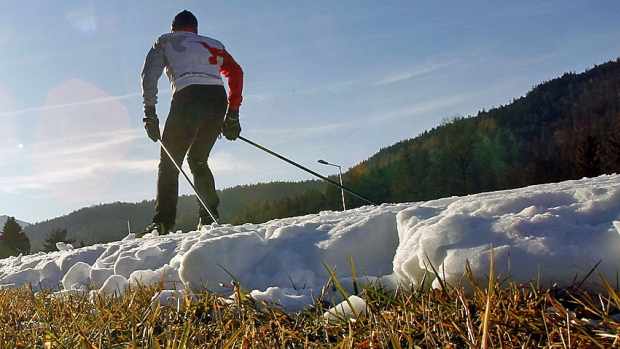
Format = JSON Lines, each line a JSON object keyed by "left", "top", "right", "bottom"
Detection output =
{"left": 136, "top": 222, "right": 170, "bottom": 238}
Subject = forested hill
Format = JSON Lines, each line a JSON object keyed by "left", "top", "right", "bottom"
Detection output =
{"left": 23, "top": 58, "right": 620, "bottom": 249}
{"left": 348, "top": 58, "right": 620, "bottom": 203}
{"left": 24, "top": 180, "right": 322, "bottom": 250}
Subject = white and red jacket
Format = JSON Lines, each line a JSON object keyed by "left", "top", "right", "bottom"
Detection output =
{"left": 141, "top": 30, "right": 243, "bottom": 110}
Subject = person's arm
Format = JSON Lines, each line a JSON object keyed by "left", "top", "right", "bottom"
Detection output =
{"left": 141, "top": 38, "right": 165, "bottom": 141}
{"left": 220, "top": 49, "right": 244, "bottom": 110}
{"left": 141, "top": 39, "right": 166, "bottom": 107}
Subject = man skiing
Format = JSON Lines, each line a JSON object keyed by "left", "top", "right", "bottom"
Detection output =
{"left": 140, "top": 10, "right": 243, "bottom": 235}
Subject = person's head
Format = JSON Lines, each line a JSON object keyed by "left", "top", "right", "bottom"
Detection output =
{"left": 171, "top": 10, "right": 198, "bottom": 34}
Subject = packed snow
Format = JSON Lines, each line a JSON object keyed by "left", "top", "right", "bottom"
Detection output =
{"left": 1, "top": 175, "right": 620, "bottom": 313}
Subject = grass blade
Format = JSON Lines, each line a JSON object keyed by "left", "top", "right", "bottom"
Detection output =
{"left": 322, "top": 260, "right": 360, "bottom": 319}
{"left": 481, "top": 245, "right": 494, "bottom": 349}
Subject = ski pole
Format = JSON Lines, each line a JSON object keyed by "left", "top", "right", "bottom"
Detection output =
{"left": 237, "top": 136, "right": 378, "bottom": 206}
{"left": 157, "top": 139, "right": 220, "bottom": 224}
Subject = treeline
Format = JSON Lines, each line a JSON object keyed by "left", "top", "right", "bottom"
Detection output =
{"left": 230, "top": 188, "right": 344, "bottom": 224}
{"left": 23, "top": 181, "right": 323, "bottom": 250}
{"left": 228, "top": 59, "right": 620, "bottom": 223}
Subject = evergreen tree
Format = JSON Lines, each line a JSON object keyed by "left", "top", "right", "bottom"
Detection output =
{"left": 0, "top": 217, "right": 31, "bottom": 255}
{"left": 603, "top": 124, "right": 620, "bottom": 173}
{"left": 575, "top": 134, "right": 603, "bottom": 178}
{"left": 42, "top": 227, "right": 76, "bottom": 252}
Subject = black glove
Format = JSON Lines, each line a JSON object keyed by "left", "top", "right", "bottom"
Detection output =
{"left": 222, "top": 109, "right": 241, "bottom": 140}
{"left": 143, "top": 106, "right": 161, "bottom": 142}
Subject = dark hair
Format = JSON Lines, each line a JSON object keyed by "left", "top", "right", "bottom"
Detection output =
{"left": 171, "top": 10, "right": 198, "bottom": 32}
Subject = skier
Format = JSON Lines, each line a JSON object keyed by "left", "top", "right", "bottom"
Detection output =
{"left": 139, "top": 10, "right": 243, "bottom": 235}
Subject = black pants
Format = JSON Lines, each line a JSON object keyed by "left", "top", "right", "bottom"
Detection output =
{"left": 153, "top": 84, "right": 227, "bottom": 228}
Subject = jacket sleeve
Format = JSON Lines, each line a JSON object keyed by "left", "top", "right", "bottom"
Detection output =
{"left": 220, "top": 49, "right": 244, "bottom": 110}
{"left": 141, "top": 39, "right": 166, "bottom": 107}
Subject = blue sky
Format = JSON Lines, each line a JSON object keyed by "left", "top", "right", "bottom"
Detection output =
{"left": 1, "top": 1, "right": 618, "bottom": 224}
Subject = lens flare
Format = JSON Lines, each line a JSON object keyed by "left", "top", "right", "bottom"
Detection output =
{"left": 33, "top": 79, "right": 131, "bottom": 202}
{"left": 66, "top": 6, "right": 97, "bottom": 35}
{"left": 0, "top": 89, "right": 18, "bottom": 162}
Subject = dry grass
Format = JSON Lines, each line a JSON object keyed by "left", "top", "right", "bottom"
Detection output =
{"left": 0, "top": 268, "right": 619, "bottom": 348}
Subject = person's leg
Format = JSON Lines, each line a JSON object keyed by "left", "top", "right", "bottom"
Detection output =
{"left": 187, "top": 133, "right": 220, "bottom": 223}
{"left": 152, "top": 89, "right": 195, "bottom": 229}
{"left": 186, "top": 85, "right": 227, "bottom": 224}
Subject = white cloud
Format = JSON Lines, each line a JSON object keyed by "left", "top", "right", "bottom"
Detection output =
{"left": 376, "top": 61, "right": 457, "bottom": 86}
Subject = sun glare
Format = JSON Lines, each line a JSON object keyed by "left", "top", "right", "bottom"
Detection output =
{"left": 33, "top": 79, "right": 131, "bottom": 202}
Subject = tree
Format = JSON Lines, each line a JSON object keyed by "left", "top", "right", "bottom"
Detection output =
{"left": 575, "top": 134, "right": 603, "bottom": 178}
{"left": 42, "top": 227, "right": 76, "bottom": 252}
{"left": 603, "top": 124, "right": 620, "bottom": 173}
{"left": 0, "top": 217, "right": 31, "bottom": 256}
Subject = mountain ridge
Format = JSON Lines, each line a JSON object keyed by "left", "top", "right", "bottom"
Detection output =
{"left": 0, "top": 215, "right": 30, "bottom": 228}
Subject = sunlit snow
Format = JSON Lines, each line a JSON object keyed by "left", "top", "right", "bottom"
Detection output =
{"left": 1, "top": 175, "right": 620, "bottom": 312}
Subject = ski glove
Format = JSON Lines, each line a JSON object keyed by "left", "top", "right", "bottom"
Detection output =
{"left": 143, "top": 106, "right": 161, "bottom": 142}
{"left": 222, "top": 109, "right": 241, "bottom": 140}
